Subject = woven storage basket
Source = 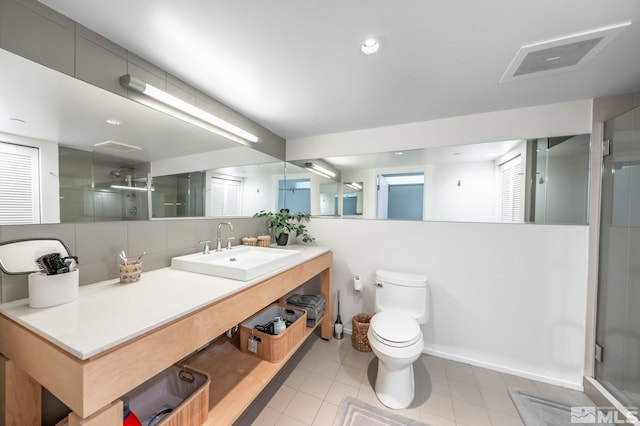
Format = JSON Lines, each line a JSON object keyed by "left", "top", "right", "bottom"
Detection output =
{"left": 351, "top": 313, "right": 372, "bottom": 352}
{"left": 257, "top": 235, "right": 271, "bottom": 247}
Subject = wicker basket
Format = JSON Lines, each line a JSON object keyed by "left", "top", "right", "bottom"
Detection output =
{"left": 257, "top": 235, "right": 271, "bottom": 247}
{"left": 351, "top": 313, "right": 372, "bottom": 352}
{"left": 242, "top": 237, "right": 257, "bottom": 246}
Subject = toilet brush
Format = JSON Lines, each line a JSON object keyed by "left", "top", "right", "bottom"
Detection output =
{"left": 334, "top": 290, "right": 344, "bottom": 339}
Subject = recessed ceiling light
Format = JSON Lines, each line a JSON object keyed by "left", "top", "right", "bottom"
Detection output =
{"left": 361, "top": 38, "right": 381, "bottom": 55}
{"left": 105, "top": 118, "right": 122, "bottom": 126}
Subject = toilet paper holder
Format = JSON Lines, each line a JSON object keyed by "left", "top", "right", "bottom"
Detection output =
{"left": 353, "top": 275, "right": 363, "bottom": 292}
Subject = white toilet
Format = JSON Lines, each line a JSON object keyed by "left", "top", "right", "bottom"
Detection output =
{"left": 368, "top": 270, "right": 429, "bottom": 409}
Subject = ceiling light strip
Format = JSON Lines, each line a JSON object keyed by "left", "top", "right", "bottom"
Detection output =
{"left": 305, "top": 167, "right": 333, "bottom": 179}
{"left": 110, "top": 184, "right": 152, "bottom": 192}
{"left": 120, "top": 74, "right": 259, "bottom": 143}
{"left": 305, "top": 162, "right": 336, "bottom": 178}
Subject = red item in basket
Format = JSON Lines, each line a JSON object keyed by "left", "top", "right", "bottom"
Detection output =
{"left": 123, "top": 410, "right": 141, "bottom": 426}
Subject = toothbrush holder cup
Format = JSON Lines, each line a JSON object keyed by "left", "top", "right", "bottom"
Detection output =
{"left": 119, "top": 262, "right": 142, "bottom": 284}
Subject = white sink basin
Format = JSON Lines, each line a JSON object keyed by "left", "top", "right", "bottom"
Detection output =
{"left": 171, "top": 246, "right": 302, "bottom": 281}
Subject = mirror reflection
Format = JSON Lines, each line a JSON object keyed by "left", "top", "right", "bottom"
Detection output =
{"left": 0, "top": 47, "right": 590, "bottom": 226}
{"left": 0, "top": 48, "right": 284, "bottom": 224}
{"left": 152, "top": 162, "right": 283, "bottom": 218}
{"left": 301, "top": 134, "right": 590, "bottom": 224}
{"left": 59, "top": 147, "right": 151, "bottom": 222}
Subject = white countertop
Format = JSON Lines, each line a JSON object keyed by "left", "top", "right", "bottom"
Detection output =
{"left": 0, "top": 245, "right": 330, "bottom": 360}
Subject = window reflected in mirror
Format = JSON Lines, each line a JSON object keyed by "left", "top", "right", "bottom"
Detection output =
{"left": 377, "top": 173, "right": 424, "bottom": 220}
{"left": 279, "top": 178, "right": 310, "bottom": 214}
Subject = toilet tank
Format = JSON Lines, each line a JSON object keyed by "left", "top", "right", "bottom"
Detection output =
{"left": 375, "top": 270, "right": 429, "bottom": 324}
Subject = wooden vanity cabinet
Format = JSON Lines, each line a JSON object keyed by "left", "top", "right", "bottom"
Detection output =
{"left": 0, "top": 251, "right": 332, "bottom": 425}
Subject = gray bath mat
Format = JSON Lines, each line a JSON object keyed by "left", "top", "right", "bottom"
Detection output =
{"left": 333, "top": 397, "right": 428, "bottom": 426}
{"left": 509, "top": 388, "right": 614, "bottom": 426}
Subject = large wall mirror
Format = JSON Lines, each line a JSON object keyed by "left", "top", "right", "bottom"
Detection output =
{"left": 0, "top": 47, "right": 590, "bottom": 226}
{"left": 294, "top": 134, "right": 591, "bottom": 225}
{"left": 0, "top": 48, "right": 284, "bottom": 224}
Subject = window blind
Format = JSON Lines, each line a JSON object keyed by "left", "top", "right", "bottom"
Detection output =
{"left": 209, "top": 177, "right": 241, "bottom": 216}
{"left": 499, "top": 155, "right": 523, "bottom": 223}
{"left": 0, "top": 143, "right": 40, "bottom": 224}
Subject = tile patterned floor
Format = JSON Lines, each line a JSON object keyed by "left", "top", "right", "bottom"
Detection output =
{"left": 234, "top": 332, "right": 594, "bottom": 425}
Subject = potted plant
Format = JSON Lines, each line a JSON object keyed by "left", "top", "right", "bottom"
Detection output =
{"left": 254, "top": 209, "right": 315, "bottom": 245}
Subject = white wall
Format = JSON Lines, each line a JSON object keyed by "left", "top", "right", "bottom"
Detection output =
{"left": 241, "top": 174, "right": 276, "bottom": 216}
{"left": 426, "top": 161, "right": 495, "bottom": 222}
{"left": 301, "top": 218, "right": 589, "bottom": 389}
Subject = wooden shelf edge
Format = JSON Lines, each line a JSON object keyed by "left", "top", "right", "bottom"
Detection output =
{"left": 191, "top": 324, "right": 320, "bottom": 426}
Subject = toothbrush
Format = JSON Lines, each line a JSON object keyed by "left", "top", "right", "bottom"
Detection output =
{"left": 119, "top": 251, "right": 129, "bottom": 265}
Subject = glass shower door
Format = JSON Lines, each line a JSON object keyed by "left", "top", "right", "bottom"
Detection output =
{"left": 595, "top": 105, "right": 640, "bottom": 407}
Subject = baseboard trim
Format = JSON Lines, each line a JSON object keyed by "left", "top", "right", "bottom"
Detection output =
{"left": 423, "top": 348, "right": 583, "bottom": 391}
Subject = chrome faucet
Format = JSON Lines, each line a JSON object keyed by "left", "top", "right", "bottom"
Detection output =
{"left": 199, "top": 240, "right": 211, "bottom": 254}
{"left": 216, "top": 222, "right": 234, "bottom": 251}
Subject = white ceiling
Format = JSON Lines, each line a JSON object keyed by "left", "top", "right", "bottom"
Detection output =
{"left": 37, "top": 0, "right": 640, "bottom": 141}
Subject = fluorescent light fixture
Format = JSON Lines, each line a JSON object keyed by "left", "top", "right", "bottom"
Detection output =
{"left": 120, "top": 74, "right": 259, "bottom": 143}
{"left": 110, "top": 184, "right": 153, "bottom": 192}
{"left": 304, "top": 162, "right": 336, "bottom": 178}
{"left": 346, "top": 182, "right": 362, "bottom": 190}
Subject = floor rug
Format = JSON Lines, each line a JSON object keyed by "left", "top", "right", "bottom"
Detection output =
{"left": 333, "top": 397, "right": 429, "bottom": 426}
{"left": 509, "top": 388, "right": 614, "bottom": 426}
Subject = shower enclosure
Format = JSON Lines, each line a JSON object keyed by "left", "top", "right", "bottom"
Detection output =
{"left": 595, "top": 105, "right": 640, "bottom": 407}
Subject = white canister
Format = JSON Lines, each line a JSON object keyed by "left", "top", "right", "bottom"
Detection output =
{"left": 28, "top": 269, "right": 79, "bottom": 308}
{"left": 273, "top": 317, "right": 286, "bottom": 335}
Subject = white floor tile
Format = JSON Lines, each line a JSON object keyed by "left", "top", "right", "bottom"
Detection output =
{"left": 265, "top": 384, "right": 296, "bottom": 412}
{"left": 237, "top": 335, "right": 599, "bottom": 426}
{"left": 487, "top": 409, "right": 525, "bottom": 426}
{"left": 283, "top": 392, "right": 323, "bottom": 425}
{"left": 420, "top": 390, "right": 455, "bottom": 420}
{"left": 311, "top": 401, "right": 339, "bottom": 426}
{"left": 449, "top": 379, "right": 484, "bottom": 406}
{"left": 324, "top": 381, "right": 359, "bottom": 406}
{"left": 276, "top": 413, "right": 308, "bottom": 426}
{"left": 452, "top": 399, "right": 492, "bottom": 426}
{"left": 249, "top": 405, "right": 280, "bottom": 426}
{"left": 299, "top": 372, "right": 333, "bottom": 400}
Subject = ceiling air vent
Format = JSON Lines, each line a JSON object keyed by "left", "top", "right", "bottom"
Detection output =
{"left": 500, "top": 21, "right": 631, "bottom": 83}
{"left": 94, "top": 141, "right": 142, "bottom": 152}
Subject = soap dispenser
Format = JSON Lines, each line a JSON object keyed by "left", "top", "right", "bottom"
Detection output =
{"left": 273, "top": 317, "right": 286, "bottom": 335}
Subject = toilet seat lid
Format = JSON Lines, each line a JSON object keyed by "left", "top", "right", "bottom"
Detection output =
{"left": 371, "top": 311, "right": 421, "bottom": 347}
